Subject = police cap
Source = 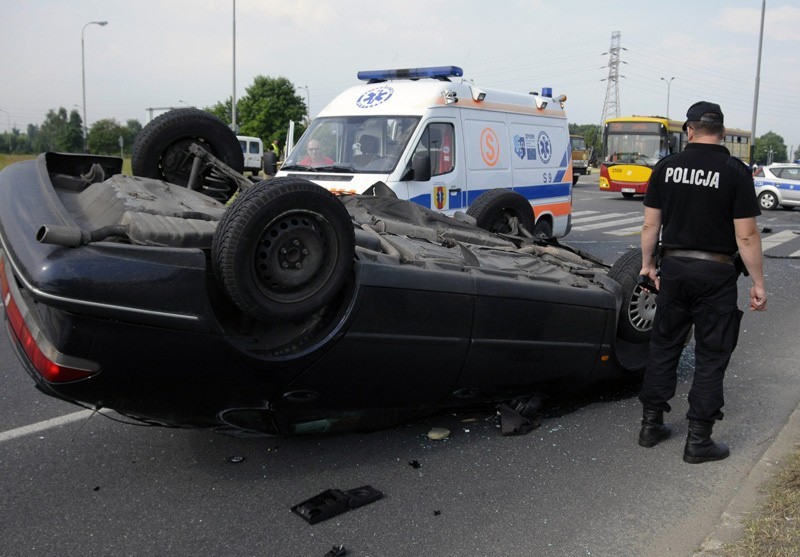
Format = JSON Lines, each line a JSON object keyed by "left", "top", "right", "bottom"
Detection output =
{"left": 683, "top": 101, "right": 724, "bottom": 131}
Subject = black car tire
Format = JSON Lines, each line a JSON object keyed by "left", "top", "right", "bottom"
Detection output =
{"left": 212, "top": 177, "right": 355, "bottom": 322}
{"left": 131, "top": 108, "right": 244, "bottom": 199}
{"left": 608, "top": 248, "right": 655, "bottom": 343}
{"left": 622, "top": 192, "right": 635, "bottom": 199}
{"left": 758, "top": 190, "right": 778, "bottom": 211}
{"left": 466, "top": 189, "right": 534, "bottom": 235}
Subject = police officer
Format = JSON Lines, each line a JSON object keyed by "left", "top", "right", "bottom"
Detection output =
{"left": 637, "top": 101, "right": 767, "bottom": 463}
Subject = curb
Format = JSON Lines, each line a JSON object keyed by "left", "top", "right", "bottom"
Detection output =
{"left": 694, "top": 403, "right": 800, "bottom": 555}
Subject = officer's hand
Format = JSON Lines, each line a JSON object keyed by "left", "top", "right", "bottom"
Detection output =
{"left": 750, "top": 284, "right": 767, "bottom": 311}
{"left": 639, "top": 266, "right": 660, "bottom": 293}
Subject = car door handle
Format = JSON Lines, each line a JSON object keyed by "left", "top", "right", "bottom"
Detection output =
{"left": 448, "top": 187, "right": 462, "bottom": 194}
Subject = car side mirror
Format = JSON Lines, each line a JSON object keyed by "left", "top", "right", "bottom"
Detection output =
{"left": 412, "top": 152, "right": 432, "bottom": 182}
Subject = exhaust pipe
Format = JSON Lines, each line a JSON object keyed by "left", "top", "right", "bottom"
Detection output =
{"left": 37, "top": 225, "right": 128, "bottom": 247}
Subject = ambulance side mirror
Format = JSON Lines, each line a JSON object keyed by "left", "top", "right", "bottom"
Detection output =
{"left": 412, "top": 152, "right": 432, "bottom": 181}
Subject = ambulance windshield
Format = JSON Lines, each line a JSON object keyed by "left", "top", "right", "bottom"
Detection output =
{"left": 283, "top": 116, "right": 420, "bottom": 173}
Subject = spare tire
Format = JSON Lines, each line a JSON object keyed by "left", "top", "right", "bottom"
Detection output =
{"left": 466, "top": 189, "right": 534, "bottom": 235}
{"left": 131, "top": 108, "right": 244, "bottom": 201}
{"left": 607, "top": 248, "right": 655, "bottom": 343}
{"left": 211, "top": 177, "right": 355, "bottom": 322}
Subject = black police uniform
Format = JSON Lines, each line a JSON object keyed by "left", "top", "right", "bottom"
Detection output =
{"left": 639, "top": 143, "right": 760, "bottom": 423}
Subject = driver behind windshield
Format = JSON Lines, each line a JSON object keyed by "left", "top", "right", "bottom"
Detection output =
{"left": 299, "top": 139, "right": 333, "bottom": 166}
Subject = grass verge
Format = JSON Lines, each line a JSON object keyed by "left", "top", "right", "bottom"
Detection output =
{"left": 719, "top": 446, "right": 800, "bottom": 556}
{"left": 0, "top": 153, "right": 131, "bottom": 174}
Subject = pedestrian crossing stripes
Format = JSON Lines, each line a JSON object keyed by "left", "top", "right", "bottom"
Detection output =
{"left": 571, "top": 211, "right": 643, "bottom": 236}
{"left": 570, "top": 210, "right": 800, "bottom": 255}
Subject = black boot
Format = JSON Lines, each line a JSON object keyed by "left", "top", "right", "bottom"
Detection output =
{"left": 683, "top": 420, "right": 730, "bottom": 464}
{"left": 638, "top": 409, "right": 671, "bottom": 448}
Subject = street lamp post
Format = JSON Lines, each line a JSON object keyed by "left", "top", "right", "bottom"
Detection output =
{"left": 660, "top": 76, "right": 675, "bottom": 120}
{"left": 81, "top": 20, "right": 108, "bottom": 153}
{"left": 302, "top": 85, "right": 311, "bottom": 121}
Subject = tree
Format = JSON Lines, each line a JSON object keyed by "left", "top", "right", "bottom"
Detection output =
{"left": 34, "top": 108, "right": 68, "bottom": 152}
{"left": 32, "top": 108, "right": 83, "bottom": 153}
{"left": 120, "top": 119, "right": 143, "bottom": 155}
{"left": 753, "top": 131, "right": 788, "bottom": 165}
{"left": 64, "top": 110, "right": 84, "bottom": 153}
{"left": 208, "top": 76, "right": 307, "bottom": 145}
{"left": 87, "top": 118, "right": 124, "bottom": 155}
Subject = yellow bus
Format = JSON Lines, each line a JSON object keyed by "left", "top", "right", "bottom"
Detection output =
{"left": 598, "top": 116, "right": 751, "bottom": 198}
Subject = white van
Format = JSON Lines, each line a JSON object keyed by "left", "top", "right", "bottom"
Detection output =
{"left": 237, "top": 135, "right": 264, "bottom": 173}
{"left": 277, "top": 66, "right": 574, "bottom": 238}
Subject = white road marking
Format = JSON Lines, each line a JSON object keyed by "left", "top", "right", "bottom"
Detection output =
{"left": 571, "top": 212, "right": 633, "bottom": 224}
{"left": 572, "top": 215, "right": 644, "bottom": 231}
{"left": 761, "top": 229, "right": 798, "bottom": 251}
{"left": 0, "top": 408, "right": 108, "bottom": 443}
{"left": 607, "top": 226, "right": 644, "bottom": 237}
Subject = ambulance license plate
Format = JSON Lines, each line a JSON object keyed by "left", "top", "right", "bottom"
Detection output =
{"left": 621, "top": 188, "right": 635, "bottom": 193}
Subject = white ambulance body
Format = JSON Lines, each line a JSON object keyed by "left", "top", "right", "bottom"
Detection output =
{"left": 277, "top": 66, "right": 573, "bottom": 238}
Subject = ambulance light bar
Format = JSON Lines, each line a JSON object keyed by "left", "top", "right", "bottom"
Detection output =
{"left": 357, "top": 66, "right": 464, "bottom": 82}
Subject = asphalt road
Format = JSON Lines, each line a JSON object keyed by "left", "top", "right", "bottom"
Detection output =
{"left": 2, "top": 173, "right": 799, "bottom": 557}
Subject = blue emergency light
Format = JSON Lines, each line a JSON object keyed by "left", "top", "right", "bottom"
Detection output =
{"left": 357, "top": 66, "right": 464, "bottom": 82}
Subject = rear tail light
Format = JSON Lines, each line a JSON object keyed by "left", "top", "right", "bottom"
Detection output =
{"left": 1, "top": 255, "right": 99, "bottom": 383}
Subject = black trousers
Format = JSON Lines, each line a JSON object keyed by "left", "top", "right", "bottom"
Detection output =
{"left": 639, "top": 256, "right": 743, "bottom": 423}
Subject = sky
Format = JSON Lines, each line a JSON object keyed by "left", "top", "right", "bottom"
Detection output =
{"left": 1, "top": 0, "right": 799, "bottom": 155}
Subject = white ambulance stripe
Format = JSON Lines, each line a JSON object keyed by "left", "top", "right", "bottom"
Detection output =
{"left": 571, "top": 212, "right": 633, "bottom": 225}
{"left": 760, "top": 230, "right": 798, "bottom": 251}
{"left": 607, "top": 225, "right": 644, "bottom": 237}
{"left": 572, "top": 215, "right": 644, "bottom": 231}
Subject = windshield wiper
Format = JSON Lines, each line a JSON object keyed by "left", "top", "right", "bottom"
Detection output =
{"left": 281, "top": 164, "right": 356, "bottom": 173}
{"left": 280, "top": 164, "right": 317, "bottom": 171}
{"left": 313, "top": 164, "right": 356, "bottom": 173}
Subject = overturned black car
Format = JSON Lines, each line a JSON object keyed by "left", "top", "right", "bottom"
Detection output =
{"left": 0, "top": 112, "right": 654, "bottom": 436}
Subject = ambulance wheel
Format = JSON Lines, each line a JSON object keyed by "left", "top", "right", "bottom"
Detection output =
{"left": 466, "top": 189, "right": 534, "bottom": 235}
{"left": 212, "top": 177, "right": 355, "bottom": 322}
{"left": 533, "top": 218, "right": 552, "bottom": 239}
{"left": 572, "top": 175, "right": 579, "bottom": 186}
{"left": 608, "top": 248, "right": 654, "bottom": 344}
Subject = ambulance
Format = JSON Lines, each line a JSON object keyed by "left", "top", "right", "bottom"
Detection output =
{"left": 277, "top": 66, "right": 574, "bottom": 238}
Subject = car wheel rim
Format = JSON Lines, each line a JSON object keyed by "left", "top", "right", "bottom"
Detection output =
{"left": 628, "top": 285, "right": 656, "bottom": 332}
{"left": 253, "top": 210, "right": 337, "bottom": 303}
{"left": 760, "top": 193, "right": 775, "bottom": 209}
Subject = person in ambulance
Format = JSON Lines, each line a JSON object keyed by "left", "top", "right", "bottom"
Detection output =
{"left": 299, "top": 139, "right": 334, "bottom": 167}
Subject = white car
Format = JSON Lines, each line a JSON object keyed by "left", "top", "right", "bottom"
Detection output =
{"left": 754, "top": 163, "right": 800, "bottom": 210}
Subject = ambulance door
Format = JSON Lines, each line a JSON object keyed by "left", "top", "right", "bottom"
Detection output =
{"left": 405, "top": 120, "right": 464, "bottom": 213}
{"left": 461, "top": 112, "right": 511, "bottom": 206}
